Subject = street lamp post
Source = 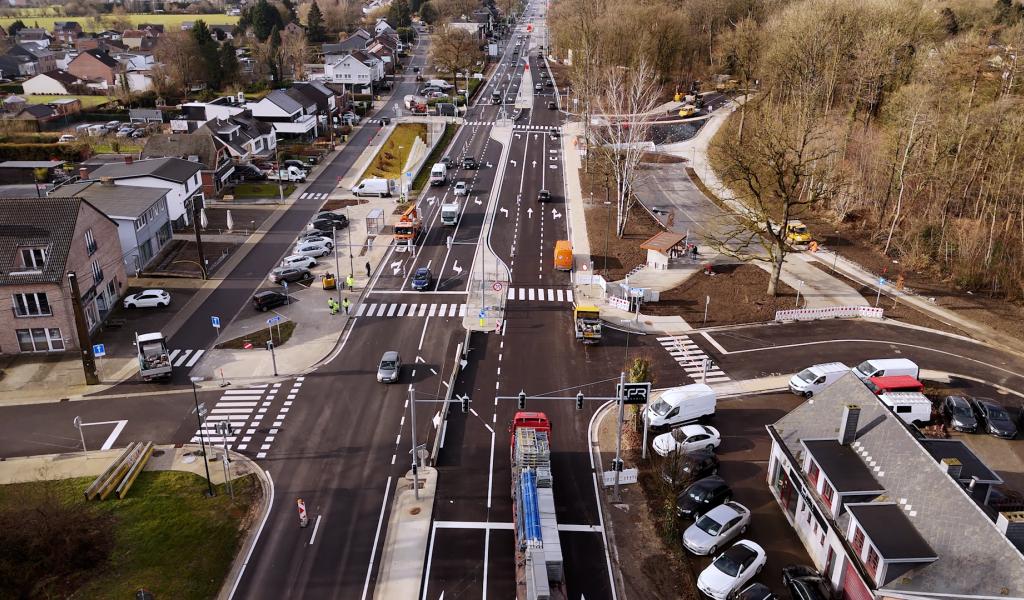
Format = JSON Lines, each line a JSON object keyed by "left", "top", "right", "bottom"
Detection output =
{"left": 333, "top": 224, "right": 342, "bottom": 284}
{"left": 191, "top": 376, "right": 215, "bottom": 497}
{"left": 347, "top": 206, "right": 355, "bottom": 277}
{"left": 604, "top": 199, "right": 612, "bottom": 273}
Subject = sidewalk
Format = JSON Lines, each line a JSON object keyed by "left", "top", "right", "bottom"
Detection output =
{"left": 373, "top": 467, "right": 437, "bottom": 599}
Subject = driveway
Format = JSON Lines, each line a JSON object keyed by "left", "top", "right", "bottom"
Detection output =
{"left": 93, "top": 285, "right": 200, "bottom": 358}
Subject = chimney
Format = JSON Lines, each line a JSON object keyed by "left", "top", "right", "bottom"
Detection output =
{"left": 124, "top": 155, "right": 133, "bottom": 164}
{"left": 99, "top": 176, "right": 115, "bottom": 186}
{"left": 838, "top": 404, "right": 860, "bottom": 445}
{"left": 941, "top": 457, "right": 963, "bottom": 481}
{"left": 78, "top": 166, "right": 88, "bottom": 179}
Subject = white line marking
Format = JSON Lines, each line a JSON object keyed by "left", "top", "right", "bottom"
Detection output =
{"left": 547, "top": 289, "right": 554, "bottom": 301}
{"left": 387, "top": 303, "right": 398, "bottom": 317}
{"left": 100, "top": 420, "right": 127, "bottom": 450}
{"left": 556, "top": 289, "right": 564, "bottom": 302}
{"left": 398, "top": 303, "right": 408, "bottom": 316}
{"left": 356, "top": 303, "right": 368, "bottom": 316}
{"left": 172, "top": 349, "right": 192, "bottom": 367}
{"left": 700, "top": 331, "right": 729, "bottom": 355}
{"left": 566, "top": 290, "right": 574, "bottom": 302}
{"left": 487, "top": 431, "right": 495, "bottom": 508}
{"left": 361, "top": 476, "right": 393, "bottom": 600}
{"left": 228, "top": 470, "right": 274, "bottom": 600}
{"left": 419, "top": 317, "right": 430, "bottom": 350}
{"left": 421, "top": 523, "right": 439, "bottom": 600}
{"left": 309, "top": 515, "right": 323, "bottom": 545}
{"left": 528, "top": 288, "right": 535, "bottom": 301}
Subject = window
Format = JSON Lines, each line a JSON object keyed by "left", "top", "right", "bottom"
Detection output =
{"left": 13, "top": 292, "right": 51, "bottom": 317}
{"left": 865, "top": 547, "right": 879, "bottom": 578}
{"left": 20, "top": 247, "right": 46, "bottom": 269}
{"left": 852, "top": 526, "right": 865, "bottom": 555}
{"left": 808, "top": 461, "right": 820, "bottom": 486}
{"left": 17, "top": 327, "right": 63, "bottom": 352}
{"left": 84, "top": 228, "right": 97, "bottom": 254}
{"left": 156, "top": 223, "right": 171, "bottom": 245}
{"left": 91, "top": 260, "right": 103, "bottom": 284}
{"left": 821, "top": 481, "right": 835, "bottom": 508}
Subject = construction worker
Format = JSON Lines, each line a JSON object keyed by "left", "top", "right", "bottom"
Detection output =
{"left": 346, "top": 274, "right": 355, "bottom": 291}
{"left": 342, "top": 297, "right": 351, "bottom": 315}
{"left": 329, "top": 298, "right": 338, "bottom": 315}
{"left": 365, "top": 261, "right": 371, "bottom": 278}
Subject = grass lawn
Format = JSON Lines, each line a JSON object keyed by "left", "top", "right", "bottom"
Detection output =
{"left": 216, "top": 319, "right": 297, "bottom": 349}
{"left": 24, "top": 94, "right": 112, "bottom": 108}
{"left": 0, "top": 13, "right": 240, "bottom": 31}
{"left": 231, "top": 183, "right": 296, "bottom": 199}
{"left": 90, "top": 141, "right": 143, "bottom": 154}
{"left": 412, "top": 123, "right": 457, "bottom": 190}
{"left": 0, "top": 471, "right": 257, "bottom": 599}
{"left": 361, "top": 123, "right": 428, "bottom": 181}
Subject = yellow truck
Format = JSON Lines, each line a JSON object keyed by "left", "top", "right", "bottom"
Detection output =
{"left": 573, "top": 305, "right": 602, "bottom": 344}
{"left": 678, "top": 104, "right": 698, "bottom": 118}
{"left": 784, "top": 220, "right": 812, "bottom": 245}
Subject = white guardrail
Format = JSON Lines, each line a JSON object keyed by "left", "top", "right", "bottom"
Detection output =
{"left": 775, "top": 305, "right": 884, "bottom": 322}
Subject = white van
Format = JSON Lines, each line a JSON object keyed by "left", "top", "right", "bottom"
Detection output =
{"left": 429, "top": 163, "right": 447, "bottom": 186}
{"left": 351, "top": 178, "right": 396, "bottom": 197}
{"left": 427, "top": 79, "right": 452, "bottom": 90}
{"left": 643, "top": 383, "right": 716, "bottom": 430}
{"left": 789, "top": 362, "right": 849, "bottom": 397}
{"left": 879, "top": 391, "right": 933, "bottom": 424}
{"left": 853, "top": 358, "right": 919, "bottom": 380}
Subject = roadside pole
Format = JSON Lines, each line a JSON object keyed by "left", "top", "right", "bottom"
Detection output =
{"left": 409, "top": 386, "right": 420, "bottom": 501}
{"left": 347, "top": 206, "right": 355, "bottom": 276}
{"left": 191, "top": 377, "right": 215, "bottom": 497}
{"left": 267, "top": 340, "right": 278, "bottom": 376}
{"left": 703, "top": 295, "right": 710, "bottom": 327}
{"left": 217, "top": 421, "right": 234, "bottom": 499}
{"left": 641, "top": 399, "right": 650, "bottom": 460}
{"left": 333, "top": 224, "right": 341, "bottom": 284}
{"left": 613, "top": 370, "right": 625, "bottom": 502}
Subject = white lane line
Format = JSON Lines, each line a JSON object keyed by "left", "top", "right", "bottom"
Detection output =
{"left": 172, "top": 349, "right": 192, "bottom": 367}
{"left": 701, "top": 331, "right": 729, "bottom": 355}
{"left": 487, "top": 430, "right": 495, "bottom": 509}
{"left": 418, "top": 317, "right": 430, "bottom": 351}
{"left": 227, "top": 470, "right": 275, "bottom": 600}
{"left": 421, "top": 523, "right": 439, "bottom": 600}
{"left": 483, "top": 526, "right": 490, "bottom": 600}
{"left": 361, "top": 476, "right": 393, "bottom": 600}
{"left": 100, "top": 420, "right": 128, "bottom": 450}
{"left": 309, "top": 515, "right": 323, "bottom": 545}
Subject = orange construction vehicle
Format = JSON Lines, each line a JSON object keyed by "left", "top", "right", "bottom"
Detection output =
{"left": 394, "top": 205, "right": 421, "bottom": 245}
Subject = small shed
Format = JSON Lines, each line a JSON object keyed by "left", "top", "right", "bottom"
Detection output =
{"left": 129, "top": 108, "right": 164, "bottom": 124}
{"left": 640, "top": 231, "right": 687, "bottom": 270}
{"left": 0, "top": 160, "right": 66, "bottom": 184}
{"left": 365, "top": 208, "right": 385, "bottom": 236}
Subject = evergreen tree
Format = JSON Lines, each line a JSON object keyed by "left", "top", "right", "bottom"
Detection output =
{"left": 267, "top": 25, "right": 283, "bottom": 84}
{"left": 388, "top": 0, "right": 412, "bottom": 28}
{"left": 247, "top": 0, "right": 284, "bottom": 42}
{"left": 419, "top": 2, "right": 438, "bottom": 25}
{"left": 7, "top": 20, "right": 25, "bottom": 36}
{"left": 306, "top": 1, "right": 326, "bottom": 43}
{"left": 219, "top": 43, "right": 240, "bottom": 88}
{"left": 191, "top": 20, "right": 223, "bottom": 90}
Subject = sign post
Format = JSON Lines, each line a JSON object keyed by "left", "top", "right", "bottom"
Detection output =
{"left": 618, "top": 382, "right": 652, "bottom": 459}
{"left": 91, "top": 344, "right": 105, "bottom": 358}
{"left": 215, "top": 421, "right": 235, "bottom": 499}
{"left": 211, "top": 316, "right": 221, "bottom": 339}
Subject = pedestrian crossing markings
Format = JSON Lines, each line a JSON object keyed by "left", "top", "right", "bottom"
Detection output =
{"left": 507, "top": 287, "right": 573, "bottom": 302}
{"left": 656, "top": 335, "right": 731, "bottom": 384}
{"left": 299, "top": 192, "right": 330, "bottom": 200}
{"left": 190, "top": 377, "right": 306, "bottom": 460}
{"left": 354, "top": 302, "right": 468, "bottom": 318}
{"left": 167, "top": 348, "right": 205, "bottom": 368}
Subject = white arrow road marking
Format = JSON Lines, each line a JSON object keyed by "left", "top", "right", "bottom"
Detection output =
{"left": 391, "top": 260, "right": 402, "bottom": 269}
{"left": 532, "top": 160, "right": 537, "bottom": 168}
{"left": 527, "top": 207, "right": 534, "bottom": 218}
{"left": 415, "top": 355, "right": 426, "bottom": 363}
{"left": 552, "top": 209, "right": 562, "bottom": 219}
{"left": 500, "top": 207, "right": 508, "bottom": 217}
{"left": 452, "top": 261, "right": 463, "bottom": 275}
{"left": 510, "top": 159, "right": 517, "bottom": 165}
{"left": 474, "top": 198, "right": 482, "bottom": 205}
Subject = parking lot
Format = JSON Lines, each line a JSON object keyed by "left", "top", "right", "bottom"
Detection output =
{"left": 93, "top": 284, "right": 201, "bottom": 358}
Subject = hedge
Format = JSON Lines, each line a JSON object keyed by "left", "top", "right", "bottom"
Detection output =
{"left": 0, "top": 143, "right": 91, "bottom": 162}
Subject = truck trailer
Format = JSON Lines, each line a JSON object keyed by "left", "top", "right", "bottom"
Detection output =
{"left": 136, "top": 332, "right": 171, "bottom": 381}
{"left": 573, "top": 305, "right": 602, "bottom": 344}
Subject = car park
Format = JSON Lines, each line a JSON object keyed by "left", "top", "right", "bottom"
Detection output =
{"left": 462, "top": 157, "right": 479, "bottom": 170}
{"left": 660, "top": 447, "right": 719, "bottom": 486}
{"left": 269, "top": 266, "right": 313, "bottom": 284}
{"left": 735, "top": 583, "right": 776, "bottom": 600}
{"left": 453, "top": 181, "right": 468, "bottom": 196}
{"left": 943, "top": 395, "right": 979, "bottom": 432}
{"left": 252, "top": 290, "right": 290, "bottom": 311}
{"left": 123, "top": 289, "right": 171, "bottom": 309}
{"left": 280, "top": 255, "right": 317, "bottom": 270}
{"left": 298, "top": 236, "right": 333, "bottom": 249}
{"left": 538, "top": 189, "right": 551, "bottom": 202}
{"left": 652, "top": 423, "right": 721, "bottom": 456}
{"left": 696, "top": 539, "right": 766, "bottom": 600}
{"left": 411, "top": 267, "right": 432, "bottom": 291}
{"left": 682, "top": 501, "right": 751, "bottom": 556}
{"left": 377, "top": 351, "right": 401, "bottom": 383}
{"left": 972, "top": 397, "right": 1018, "bottom": 439}
{"left": 293, "top": 243, "right": 331, "bottom": 258}
{"left": 676, "top": 475, "right": 732, "bottom": 519}
{"left": 782, "top": 565, "right": 834, "bottom": 600}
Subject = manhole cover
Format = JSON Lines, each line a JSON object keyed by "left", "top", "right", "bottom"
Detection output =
{"left": 152, "top": 449, "right": 165, "bottom": 457}
{"left": 410, "top": 507, "right": 421, "bottom": 516}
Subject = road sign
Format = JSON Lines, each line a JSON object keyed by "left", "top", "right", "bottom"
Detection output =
{"left": 211, "top": 316, "right": 221, "bottom": 329}
{"left": 92, "top": 343, "right": 105, "bottom": 357}
{"left": 878, "top": 277, "right": 886, "bottom": 285}
{"left": 267, "top": 316, "right": 282, "bottom": 325}
{"left": 479, "top": 309, "right": 486, "bottom": 318}
{"left": 492, "top": 282, "right": 503, "bottom": 292}
{"left": 617, "top": 381, "right": 651, "bottom": 405}
{"left": 602, "top": 468, "right": 638, "bottom": 486}
{"left": 282, "top": 280, "right": 288, "bottom": 289}
{"left": 197, "top": 402, "right": 207, "bottom": 418}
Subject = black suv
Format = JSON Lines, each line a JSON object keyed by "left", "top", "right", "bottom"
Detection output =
{"left": 462, "top": 157, "right": 479, "bottom": 170}
{"left": 676, "top": 475, "right": 732, "bottom": 519}
{"left": 252, "top": 290, "right": 290, "bottom": 312}
{"left": 538, "top": 189, "right": 551, "bottom": 202}
{"left": 315, "top": 212, "right": 349, "bottom": 227}
{"left": 660, "top": 448, "right": 719, "bottom": 488}
{"left": 783, "top": 565, "right": 834, "bottom": 600}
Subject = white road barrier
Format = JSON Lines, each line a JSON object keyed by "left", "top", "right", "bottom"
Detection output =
{"left": 775, "top": 305, "right": 884, "bottom": 322}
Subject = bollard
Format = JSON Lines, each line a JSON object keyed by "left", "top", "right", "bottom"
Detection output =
{"left": 297, "top": 498, "right": 309, "bottom": 527}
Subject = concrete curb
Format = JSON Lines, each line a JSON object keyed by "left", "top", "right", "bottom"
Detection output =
{"left": 373, "top": 467, "right": 438, "bottom": 599}
{"left": 220, "top": 448, "right": 274, "bottom": 600}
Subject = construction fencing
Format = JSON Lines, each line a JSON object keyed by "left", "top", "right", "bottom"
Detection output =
{"left": 775, "top": 306, "right": 884, "bottom": 322}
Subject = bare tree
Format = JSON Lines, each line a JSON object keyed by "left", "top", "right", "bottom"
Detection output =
{"left": 430, "top": 25, "right": 482, "bottom": 82}
{"left": 279, "top": 24, "right": 310, "bottom": 80}
{"left": 153, "top": 29, "right": 201, "bottom": 95}
{"left": 589, "top": 59, "right": 662, "bottom": 238}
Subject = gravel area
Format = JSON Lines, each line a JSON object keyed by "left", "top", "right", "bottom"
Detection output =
{"left": 644, "top": 264, "right": 798, "bottom": 326}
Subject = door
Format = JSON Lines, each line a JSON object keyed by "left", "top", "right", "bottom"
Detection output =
{"left": 842, "top": 560, "right": 873, "bottom": 600}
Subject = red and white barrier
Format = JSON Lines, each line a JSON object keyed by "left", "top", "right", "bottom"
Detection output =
{"left": 775, "top": 305, "right": 884, "bottom": 322}
{"left": 297, "top": 498, "right": 309, "bottom": 527}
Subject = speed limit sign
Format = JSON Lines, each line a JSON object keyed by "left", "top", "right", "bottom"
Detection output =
{"left": 492, "top": 282, "right": 503, "bottom": 292}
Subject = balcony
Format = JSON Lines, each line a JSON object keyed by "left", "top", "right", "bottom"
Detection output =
{"left": 270, "top": 114, "right": 318, "bottom": 135}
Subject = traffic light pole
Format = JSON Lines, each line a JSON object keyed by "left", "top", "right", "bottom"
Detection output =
{"left": 407, "top": 386, "right": 469, "bottom": 500}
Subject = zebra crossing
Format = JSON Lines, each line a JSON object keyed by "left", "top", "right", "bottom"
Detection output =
{"left": 190, "top": 377, "right": 305, "bottom": 460}
{"left": 656, "top": 335, "right": 731, "bottom": 384}
{"left": 507, "top": 287, "right": 574, "bottom": 302}
{"left": 513, "top": 124, "right": 561, "bottom": 132}
{"left": 355, "top": 302, "right": 468, "bottom": 318}
{"left": 167, "top": 349, "right": 205, "bottom": 368}
{"left": 298, "top": 191, "right": 330, "bottom": 201}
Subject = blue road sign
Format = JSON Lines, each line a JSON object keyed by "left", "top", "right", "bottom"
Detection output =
{"left": 92, "top": 343, "right": 105, "bottom": 357}
{"left": 478, "top": 309, "right": 486, "bottom": 318}
{"left": 878, "top": 277, "right": 886, "bottom": 285}
{"left": 267, "top": 316, "right": 282, "bottom": 325}
{"left": 211, "top": 316, "right": 221, "bottom": 328}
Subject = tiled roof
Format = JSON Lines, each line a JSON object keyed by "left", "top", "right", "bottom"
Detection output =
{"left": 58, "top": 181, "right": 166, "bottom": 219}
{"left": 90, "top": 157, "right": 201, "bottom": 184}
{"left": 0, "top": 197, "right": 82, "bottom": 285}
{"left": 82, "top": 49, "right": 119, "bottom": 68}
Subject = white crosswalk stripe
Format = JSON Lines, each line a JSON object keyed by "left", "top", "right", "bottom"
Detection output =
{"left": 507, "top": 288, "right": 574, "bottom": 303}
{"left": 168, "top": 348, "right": 206, "bottom": 368}
{"left": 656, "top": 335, "right": 731, "bottom": 383}
{"left": 353, "top": 302, "right": 469, "bottom": 318}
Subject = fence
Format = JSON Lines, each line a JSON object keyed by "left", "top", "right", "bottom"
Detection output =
{"left": 775, "top": 305, "right": 884, "bottom": 322}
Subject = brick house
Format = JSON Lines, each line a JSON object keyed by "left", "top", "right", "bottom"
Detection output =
{"left": 0, "top": 197, "right": 126, "bottom": 354}
{"left": 67, "top": 49, "right": 122, "bottom": 87}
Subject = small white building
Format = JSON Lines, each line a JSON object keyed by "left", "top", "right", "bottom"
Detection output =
{"left": 21, "top": 69, "right": 84, "bottom": 95}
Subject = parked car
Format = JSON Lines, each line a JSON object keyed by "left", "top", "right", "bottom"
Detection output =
{"left": 377, "top": 350, "right": 401, "bottom": 383}
{"left": 284, "top": 159, "right": 310, "bottom": 171}
{"left": 696, "top": 540, "right": 766, "bottom": 600}
{"left": 234, "top": 165, "right": 266, "bottom": 181}
{"left": 131, "top": 129, "right": 146, "bottom": 139}
{"left": 280, "top": 255, "right": 317, "bottom": 270}
{"left": 252, "top": 290, "right": 290, "bottom": 311}
{"left": 550, "top": 129, "right": 560, "bottom": 140}
{"left": 682, "top": 501, "right": 751, "bottom": 555}
{"left": 298, "top": 236, "right": 333, "bottom": 249}
{"left": 293, "top": 243, "right": 331, "bottom": 258}
{"left": 123, "top": 289, "right": 171, "bottom": 309}
{"left": 58, "top": 134, "right": 76, "bottom": 143}
{"left": 863, "top": 375, "right": 924, "bottom": 395}
{"left": 652, "top": 424, "right": 721, "bottom": 457}
{"left": 972, "top": 397, "right": 1018, "bottom": 439}
{"left": 735, "top": 583, "right": 776, "bottom": 600}
{"left": 538, "top": 189, "right": 551, "bottom": 202}
{"left": 943, "top": 395, "right": 979, "bottom": 433}
{"left": 411, "top": 267, "right": 432, "bottom": 291}
{"left": 661, "top": 448, "right": 719, "bottom": 487}
{"left": 676, "top": 475, "right": 732, "bottom": 519}
{"left": 299, "top": 229, "right": 332, "bottom": 241}
{"left": 462, "top": 156, "right": 479, "bottom": 170}
{"left": 269, "top": 266, "right": 313, "bottom": 284}
{"left": 439, "top": 156, "right": 454, "bottom": 169}
{"left": 453, "top": 181, "right": 468, "bottom": 196}
{"left": 782, "top": 565, "right": 834, "bottom": 600}
{"left": 310, "top": 219, "right": 342, "bottom": 233}
{"left": 314, "top": 212, "right": 349, "bottom": 227}
{"left": 535, "top": 83, "right": 543, "bottom": 92}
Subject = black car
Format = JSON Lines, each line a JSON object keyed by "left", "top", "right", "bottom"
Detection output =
{"left": 973, "top": 397, "right": 1018, "bottom": 439}
{"left": 783, "top": 565, "right": 834, "bottom": 600}
{"left": 943, "top": 395, "right": 979, "bottom": 433}
{"left": 310, "top": 219, "right": 343, "bottom": 232}
{"left": 234, "top": 164, "right": 266, "bottom": 181}
{"left": 439, "top": 156, "right": 454, "bottom": 169}
{"left": 547, "top": 101, "right": 556, "bottom": 110}
{"left": 660, "top": 448, "right": 719, "bottom": 487}
{"left": 538, "top": 189, "right": 551, "bottom": 202}
{"left": 315, "top": 212, "right": 349, "bottom": 227}
{"left": 283, "top": 159, "right": 310, "bottom": 170}
{"left": 252, "top": 290, "right": 290, "bottom": 311}
{"left": 462, "top": 157, "right": 479, "bottom": 170}
{"left": 735, "top": 583, "right": 775, "bottom": 600}
{"left": 675, "top": 475, "right": 732, "bottom": 519}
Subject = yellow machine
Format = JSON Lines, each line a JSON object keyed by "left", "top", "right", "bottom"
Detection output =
{"left": 678, "top": 104, "right": 698, "bottom": 118}
{"left": 784, "top": 221, "right": 812, "bottom": 245}
{"left": 573, "top": 305, "right": 602, "bottom": 344}
{"left": 321, "top": 272, "right": 337, "bottom": 290}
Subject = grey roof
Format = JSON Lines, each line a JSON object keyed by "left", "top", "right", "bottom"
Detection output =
{"left": 771, "top": 373, "right": 1024, "bottom": 597}
{"left": 142, "top": 132, "right": 219, "bottom": 170}
{"left": 81, "top": 49, "right": 119, "bottom": 69}
{"left": 0, "top": 160, "right": 64, "bottom": 168}
{"left": 284, "top": 88, "right": 316, "bottom": 111}
{"left": 0, "top": 197, "right": 91, "bottom": 285}
{"left": 264, "top": 89, "right": 303, "bottom": 114}
{"left": 921, "top": 439, "right": 1003, "bottom": 484}
{"left": 847, "top": 503, "right": 937, "bottom": 563}
{"left": 58, "top": 181, "right": 166, "bottom": 219}
{"left": 90, "top": 157, "right": 201, "bottom": 184}
{"left": 129, "top": 108, "right": 162, "bottom": 121}
{"left": 803, "top": 439, "right": 884, "bottom": 494}
{"left": 40, "top": 69, "right": 81, "bottom": 86}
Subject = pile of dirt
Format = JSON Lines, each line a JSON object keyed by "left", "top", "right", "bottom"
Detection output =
{"left": 583, "top": 197, "right": 664, "bottom": 282}
{"left": 644, "top": 264, "right": 798, "bottom": 326}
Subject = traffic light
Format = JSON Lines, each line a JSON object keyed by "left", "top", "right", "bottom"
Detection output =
{"left": 517, "top": 391, "right": 526, "bottom": 410}
{"left": 575, "top": 391, "right": 584, "bottom": 410}
{"left": 461, "top": 395, "right": 470, "bottom": 413}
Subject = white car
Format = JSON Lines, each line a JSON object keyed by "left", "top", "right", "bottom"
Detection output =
{"left": 652, "top": 424, "right": 721, "bottom": 457}
{"left": 682, "top": 501, "right": 751, "bottom": 555}
{"left": 298, "top": 236, "right": 334, "bottom": 249}
{"left": 123, "top": 289, "right": 171, "bottom": 309}
{"left": 280, "top": 254, "right": 317, "bottom": 269}
{"left": 293, "top": 243, "right": 331, "bottom": 258}
{"left": 697, "top": 540, "right": 766, "bottom": 600}
{"left": 453, "top": 181, "right": 468, "bottom": 196}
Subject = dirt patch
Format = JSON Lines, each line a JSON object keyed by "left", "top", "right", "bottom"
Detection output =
{"left": 644, "top": 264, "right": 798, "bottom": 326}
{"left": 584, "top": 198, "right": 664, "bottom": 281}
{"left": 215, "top": 320, "right": 296, "bottom": 349}
{"left": 145, "top": 240, "right": 239, "bottom": 278}
{"left": 640, "top": 152, "right": 687, "bottom": 164}
{"left": 321, "top": 198, "right": 368, "bottom": 211}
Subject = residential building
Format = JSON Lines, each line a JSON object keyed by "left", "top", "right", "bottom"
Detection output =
{"left": 86, "top": 157, "right": 204, "bottom": 228}
{"left": 67, "top": 49, "right": 122, "bottom": 87}
{"left": 15, "top": 28, "right": 51, "bottom": 47}
{"left": 12, "top": 104, "right": 59, "bottom": 125}
{"left": 197, "top": 111, "right": 276, "bottom": 161}
{"left": 322, "top": 29, "right": 371, "bottom": 56}
{"left": 767, "top": 374, "right": 1024, "bottom": 600}
{"left": 142, "top": 131, "right": 235, "bottom": 196}
{"left": 129, "top": 108, "right": 163, "bottom": 124}
{"left": 21, "top": 69, "right": 85, "bottom": 95}
{"left": 292, "top": 81, "right": 339, "bottom": 121}
{"left": 52, "top": 21, "right": 83, "bottom": 46}
{"left": 373, "top": 19, "right": 394, "bottom": 36}
{"left": 0, "top": 196, "right": 126, "bottom": 353}
{"left": 246, "top": 89, "right": 318, "bottom": 139}
{"left": 9, "top": 44, "right": 57, "bottom": 74}
{"left": 56, "top": 180, "right": 171, "bottom": 273}
{"left": 0, "top": 54, "right": 35, "bottom": 78}
{"left": 314, "top": 52, "right": 383, "bottom": 92}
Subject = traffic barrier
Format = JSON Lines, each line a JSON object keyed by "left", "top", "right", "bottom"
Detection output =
{"left": 775, "top": 305, "right": 884, "bottom": 322}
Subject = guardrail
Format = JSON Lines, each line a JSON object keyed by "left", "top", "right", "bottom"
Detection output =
{"left": 775, "top": 306, "right": 884, "bottom": 322}
{"left": 429, "top": 329, "right": 472, "bottom": 465}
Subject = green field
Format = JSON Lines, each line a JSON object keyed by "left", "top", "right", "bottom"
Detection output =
{"left": 361, "top": 123, "right": 428, "bottom": 181}
{"left": 24, "top": 94, "right": 112, "bottom": 108}
{"left": 0, "top": 13, "right": 240, "bottom": 31}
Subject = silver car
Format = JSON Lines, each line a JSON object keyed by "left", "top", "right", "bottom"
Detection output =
{"left": 377, "top": 351, "right": 401, "bottom": 383}
{"left": 682, "top": 501, "right": 751, "bottom": 556}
